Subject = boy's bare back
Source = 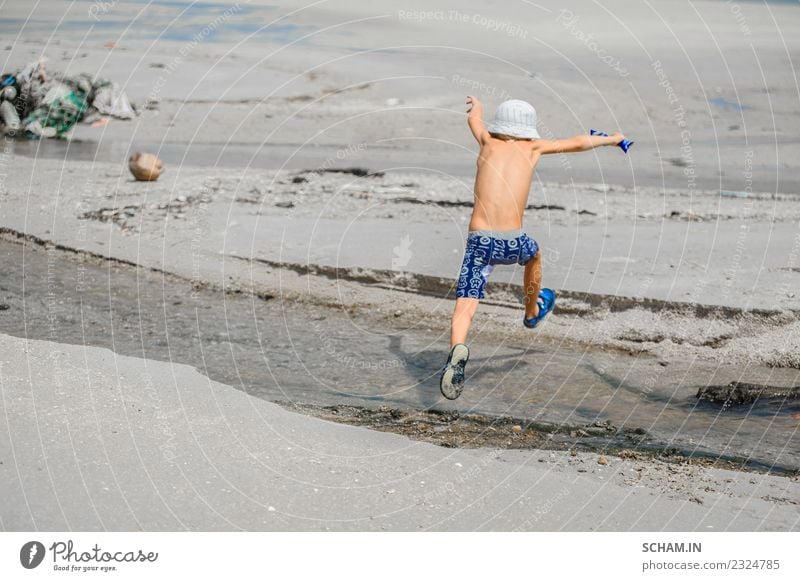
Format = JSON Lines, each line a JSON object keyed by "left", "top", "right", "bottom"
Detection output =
{"left": 471, "top": 137, "right": 538, "bottom": 231}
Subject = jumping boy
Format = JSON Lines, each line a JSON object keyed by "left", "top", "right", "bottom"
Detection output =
{"left": 440, "top": 97, "right": 627, "bottom": 400}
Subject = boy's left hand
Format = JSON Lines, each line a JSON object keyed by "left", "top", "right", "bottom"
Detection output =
{"left": 466, "top": 95, "right": 482, "bottom": 114}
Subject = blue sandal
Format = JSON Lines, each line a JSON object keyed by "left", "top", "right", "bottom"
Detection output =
{"left": 523, "top": 288, "right": 556, "bottom": 328}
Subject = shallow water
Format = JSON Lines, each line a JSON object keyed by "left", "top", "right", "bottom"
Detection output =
{"left": 0, "top": 1, "right": 299, "bottom": 45}
{"left": 0, "top": 238, "right": 797, "bottom": 471}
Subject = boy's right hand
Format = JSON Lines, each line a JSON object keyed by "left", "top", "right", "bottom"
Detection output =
{"left": 609, "top": 131, "right": 626, "bottom": 145}
{"left": 466, "top": 95, "right": 482, "bottom": 114}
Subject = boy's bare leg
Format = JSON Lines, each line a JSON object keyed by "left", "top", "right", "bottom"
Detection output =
{"left": 523, "top": 251, "right": 543, "bottom": 319}
{"left": 450, "top": 298, "right": 480, "bottom": 347}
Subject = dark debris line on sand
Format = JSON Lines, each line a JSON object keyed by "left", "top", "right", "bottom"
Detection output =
{"left": 278, "top": 402, "right": 800, "bottom": 478}
{"left": 697, "top": 382, "right": 800, "bottom": 406}
{"left": 389, "top": 196, "right": 569, "bottom": 212}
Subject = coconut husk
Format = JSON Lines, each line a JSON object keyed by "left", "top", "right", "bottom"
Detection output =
{"left": 129, "top": 152, "right": 163, "bottom": 181}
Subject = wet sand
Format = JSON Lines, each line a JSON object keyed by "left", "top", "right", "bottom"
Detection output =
{"left": 1, "top": 235, "right": 797, "bottom": 474}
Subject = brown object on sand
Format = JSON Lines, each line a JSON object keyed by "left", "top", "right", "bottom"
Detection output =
{"left": 597, "top": 455, "right": 609, "bottom": 465}
{"left": 129, "top": 152, "right": 164, "bottom": 181}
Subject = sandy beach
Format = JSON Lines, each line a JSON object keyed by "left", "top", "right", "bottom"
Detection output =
{"left": 3, "top": 331, "right": 798, "bottom": 531}
{"left": 1, "top": 0, "right": 799, "bottom": 531}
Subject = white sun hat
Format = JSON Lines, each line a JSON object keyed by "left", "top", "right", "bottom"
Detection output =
{"left": 486, "top": 99, "right": 540, "bottom": 139}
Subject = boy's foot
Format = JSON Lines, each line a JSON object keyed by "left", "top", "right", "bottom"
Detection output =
{"left": 440, "top": 343, "right": 470, "bottom": 400}
{"left": 523, "top": 288, "right": 556, "bottom": 329}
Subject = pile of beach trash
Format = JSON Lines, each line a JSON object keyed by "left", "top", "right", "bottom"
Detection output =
{"left": 0, "top": 59, "right": 137, "bottom": 138}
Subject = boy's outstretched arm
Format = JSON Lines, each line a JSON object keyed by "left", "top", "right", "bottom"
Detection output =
{"left": 466, "top": 95, "right": 489, "bottom": 144}
{"left": 534, "top": 132, "right": 626, "bottom": 154}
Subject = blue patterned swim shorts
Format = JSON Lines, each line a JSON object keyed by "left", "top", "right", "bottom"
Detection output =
{"left": 455, "top": 229, "right": 539, "bottom": 299}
